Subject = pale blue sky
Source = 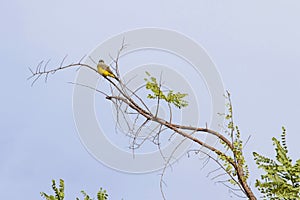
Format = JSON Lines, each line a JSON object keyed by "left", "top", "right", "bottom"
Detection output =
{"left": 1, "top": 1, "right": 300, "bottom": 199}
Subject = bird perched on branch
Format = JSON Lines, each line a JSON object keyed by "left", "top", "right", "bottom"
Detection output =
{"left": 97, "top": 59, "right": 119, "bottom": 81}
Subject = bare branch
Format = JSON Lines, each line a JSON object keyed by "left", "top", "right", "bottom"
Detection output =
{"left": 30, "top": 42, "right": 257, "bottom": 200}
{"left": 28, "top": 56, "right": 97, "bottom": 86}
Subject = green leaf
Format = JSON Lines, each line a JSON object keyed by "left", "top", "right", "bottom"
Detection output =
{"left": 253, "top": 127, "right": 300, "bottom": 199}
{"left": 144, "top": 72, "right": 188, "bottom": 108}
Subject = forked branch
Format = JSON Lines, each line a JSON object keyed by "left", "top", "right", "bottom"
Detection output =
{"left": 29, "top": 43, "right": 256, "bottom": 200}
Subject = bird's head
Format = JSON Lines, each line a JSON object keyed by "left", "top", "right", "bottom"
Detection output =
{"left": 98, "top": 59, "right": 105, "bottom": 63}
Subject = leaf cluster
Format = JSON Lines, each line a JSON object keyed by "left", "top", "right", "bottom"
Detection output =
{"left": 76, "top": 188, "right": 108, "bottom": 200}
{"left": 253, "top": 127, "right": 300, "bottom": 199}
{"left": 41, "top": 179, "right": 108, "bottom": 200}
{"left": 41, "top": 179, "right": 65, "bottom": 200}
{"left": 219, "top": 94, "right": 249, "bottom": 186}
{"left": 144, "top": 72, "right": 188, "bottom": 108}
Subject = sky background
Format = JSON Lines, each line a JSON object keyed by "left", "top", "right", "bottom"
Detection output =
{"left": 1, "top": 1, "right": 300, "bottom": 199}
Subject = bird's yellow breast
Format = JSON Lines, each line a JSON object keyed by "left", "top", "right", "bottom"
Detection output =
{"left": 98, "top": 66, "right": 115, "bottom": 78}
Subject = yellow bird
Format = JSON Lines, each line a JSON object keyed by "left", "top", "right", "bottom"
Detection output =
{"left": 97, "top": 60, "right": 119, "bottom": 81}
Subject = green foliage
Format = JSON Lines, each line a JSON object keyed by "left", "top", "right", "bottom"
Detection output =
{"left": 41, "top": 179, "right": 108, "bottom": 200}
{"left": 76, "top": 190, "right": 91, "bottom": 200}
{"left": 218, "top": 93, "right": 249, "bottom": 185}
{"left": 144, "top": 72, "right": 188, "bottom": 108}
{"left": 41, "top": 179, "right": 65, "bottom": 200}
{"left": 97, "top": 188, "right": 109, "bottom": 200}
{"left": 75, "top": 188, "right": 108, "bottom": 200}
{"left": 253, "top": 127, "right": 300, "bottom": 199}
